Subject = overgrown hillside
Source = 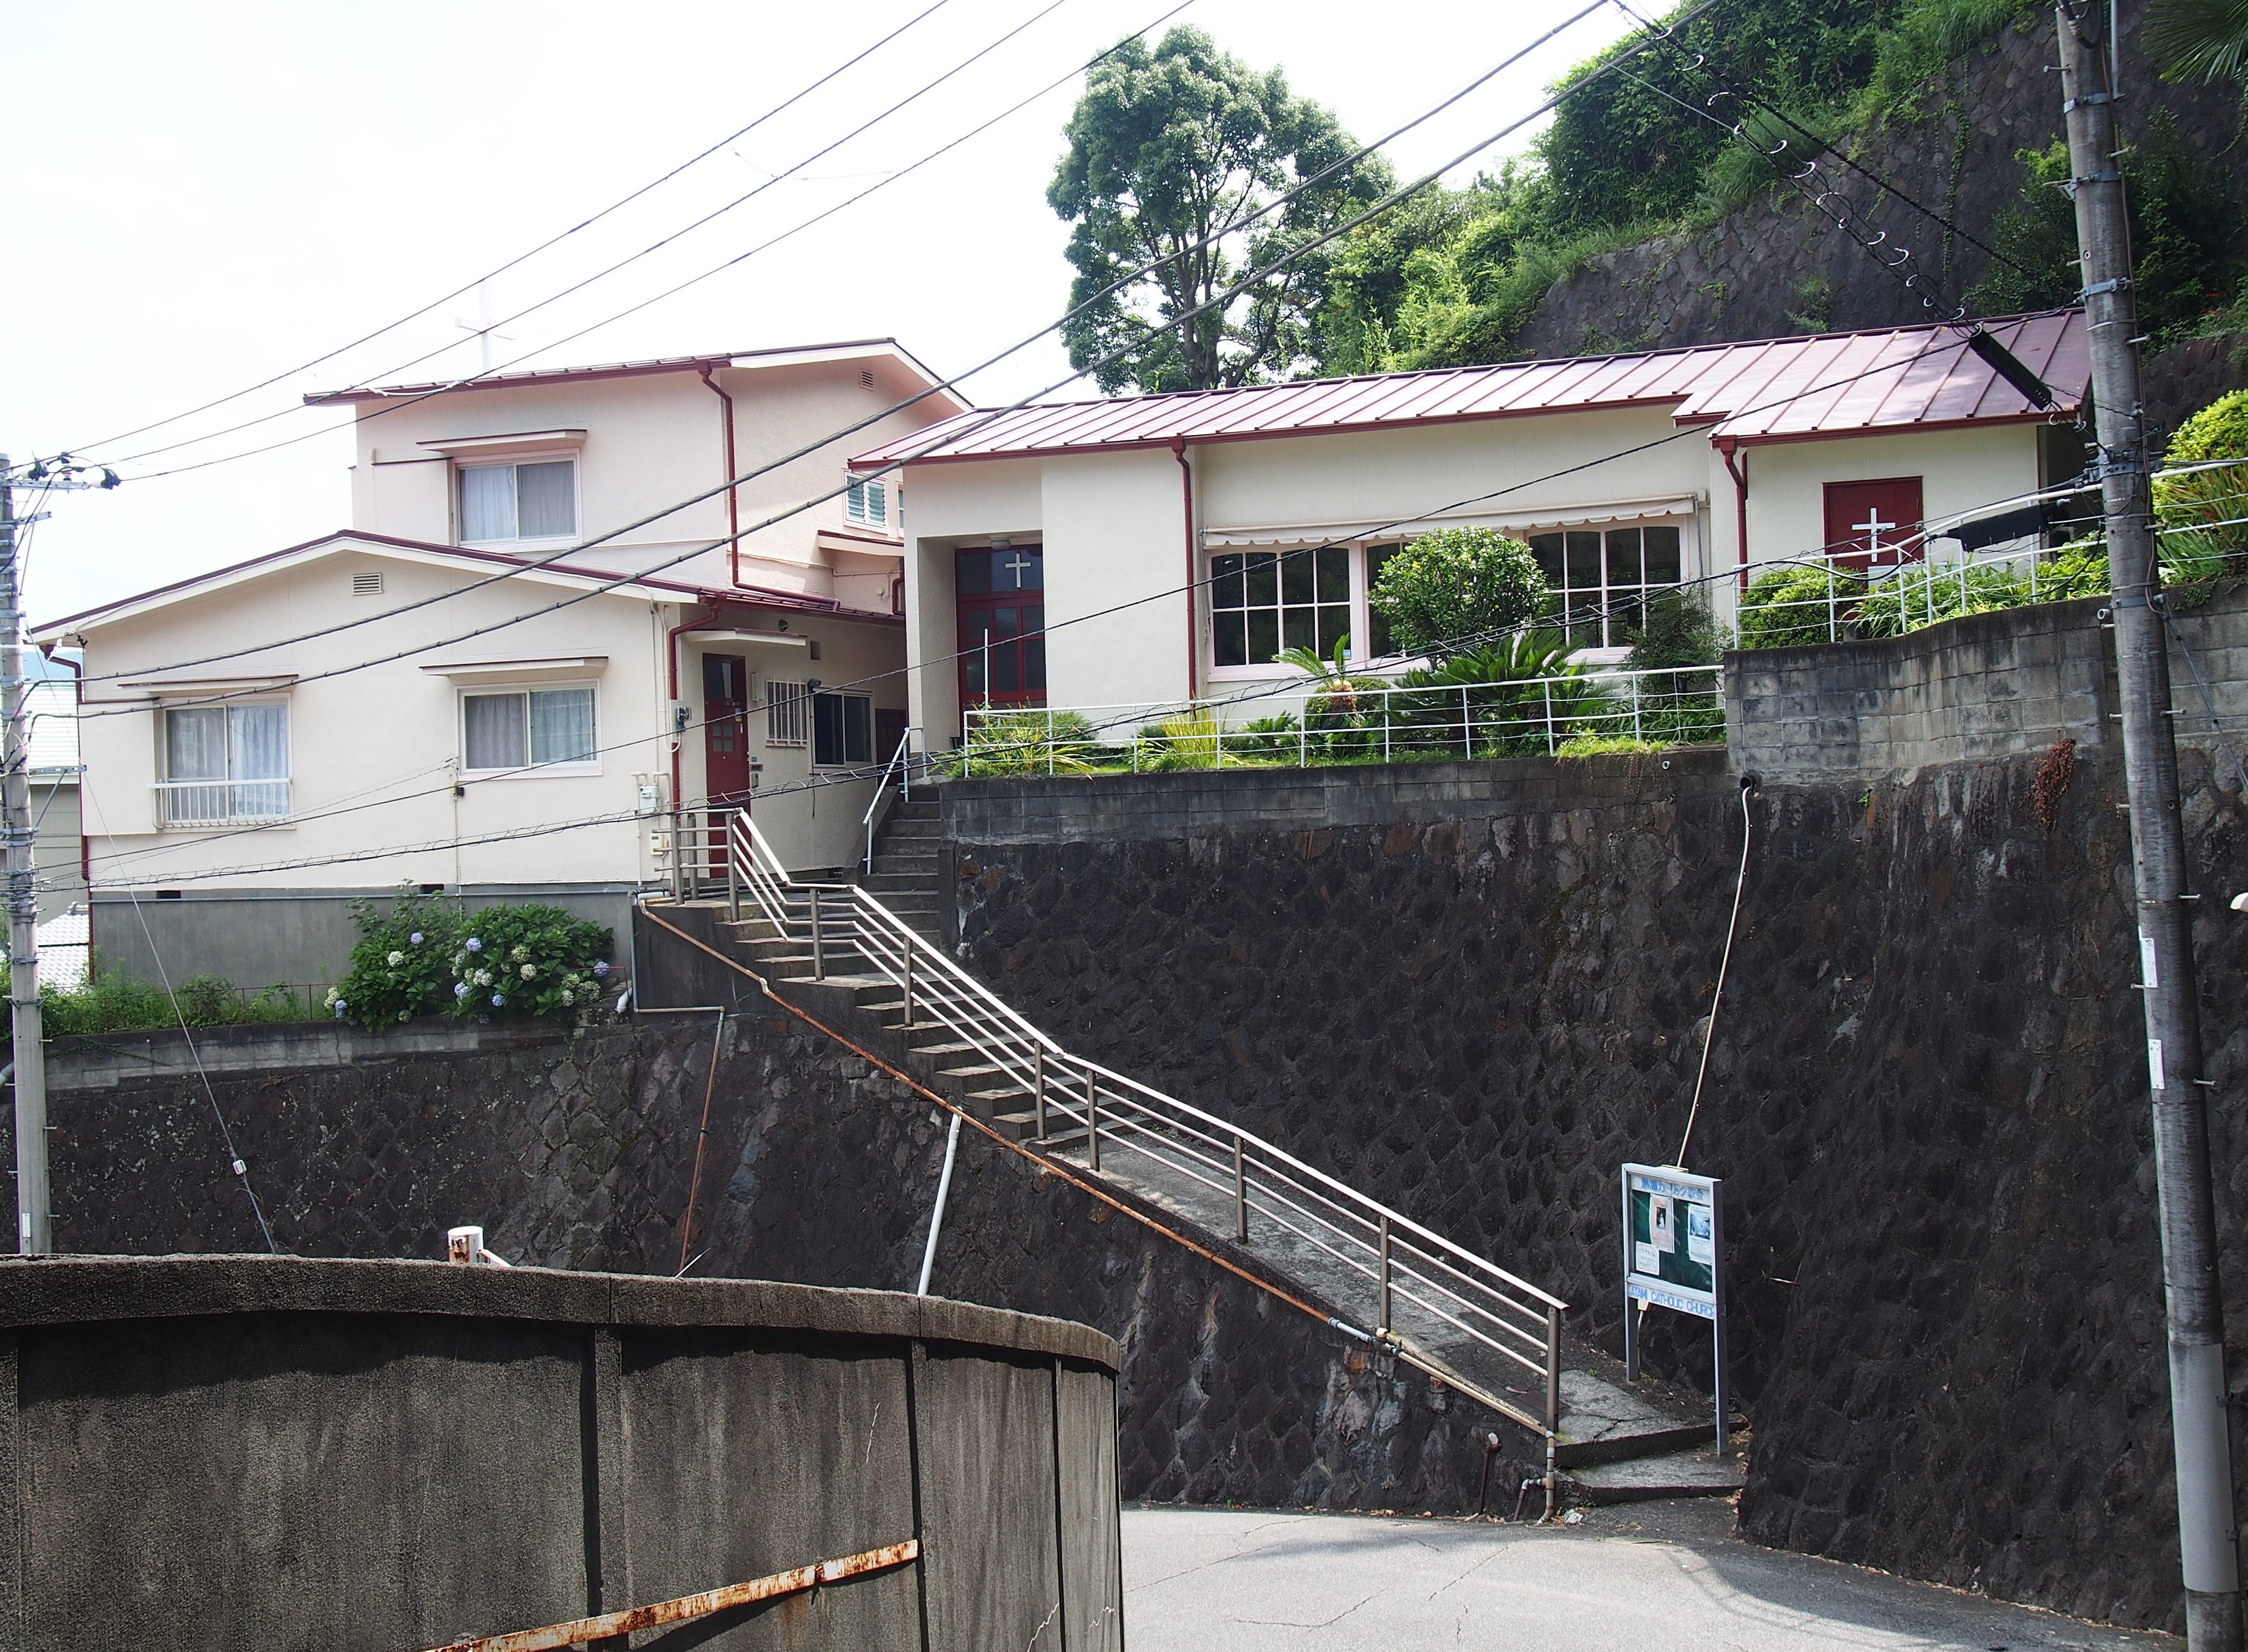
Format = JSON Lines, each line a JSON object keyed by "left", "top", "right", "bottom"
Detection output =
{"left": 1310, "top": 0, "right": 2248, "bottom": 408}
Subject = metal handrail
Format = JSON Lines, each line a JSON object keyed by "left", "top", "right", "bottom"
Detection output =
{"left": 862, "top": 724, "right": 924, "bottom": 874}
{"left": 716, "top": 811, "right": 1567, "bottom": 1454}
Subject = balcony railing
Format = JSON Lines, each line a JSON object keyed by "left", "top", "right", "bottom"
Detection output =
{"left": 155, "top": 779, "right": 291, "bottom": 826}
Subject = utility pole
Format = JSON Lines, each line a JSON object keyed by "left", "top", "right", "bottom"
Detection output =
{"left": 2059, "top": 11, "right": 2243, "bottom": 1648}
{"left": 0, "top": 459, "right": 50, "bottom": 1255}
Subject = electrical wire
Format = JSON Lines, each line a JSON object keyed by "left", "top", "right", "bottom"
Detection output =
{"left": 1675, "top": 774, "right": 1753, "bottom": 1168}
{"left": 57, "top": 0, "right": 1639, "bottom": 696}
{"left": 103, "top": 0, "right": 1082, "bottom": 473}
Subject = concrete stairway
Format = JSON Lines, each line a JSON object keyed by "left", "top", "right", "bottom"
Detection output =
{"left": 855, "top": 796, "right": 944, "bottom": 946}
{"left": 657, "top": 894, "right": 1742, "bottom": 1508}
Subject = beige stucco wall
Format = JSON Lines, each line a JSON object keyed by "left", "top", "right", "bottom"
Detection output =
{"left": 902, "top": 458, "right": 1044, "bottom": 746}
{"left": 1737, "top": 425, "right": 2043, "bottom": 574}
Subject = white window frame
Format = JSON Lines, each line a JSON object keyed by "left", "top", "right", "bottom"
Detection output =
{"left": 766, "top": 681, "right": 811, "bottom": 748}
{"left": 155, "top": 698, "right": 292, "bottom": 828}
{"left": 456, "top": 454, "right": 582, "bottom": 548}
{"left": 1520, "top": 513, "right": 1695, "bottom": 659}
{"left": 456, "top": 682, "right": 602, "bottom": 778}
{"left": 845, "top": 476, "right": 891, "bottom": 529}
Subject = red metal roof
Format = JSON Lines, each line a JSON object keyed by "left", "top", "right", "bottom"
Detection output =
{"left": 851, "top": 311, "right": 2087, "bottom": 467}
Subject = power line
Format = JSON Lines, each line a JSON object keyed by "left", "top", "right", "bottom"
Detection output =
{"left": 100, "top": 0, "right": 1081, "bottom": 473}
{"left": 54, "top": 0, "right": 1684, "bottom": 709}
{"left": 56, "top": 0, "right": 956, "bottom": 461}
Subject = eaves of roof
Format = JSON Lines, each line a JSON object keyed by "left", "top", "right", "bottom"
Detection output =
{"left": 305, "top": 337, "right": 956, "bottom": 406}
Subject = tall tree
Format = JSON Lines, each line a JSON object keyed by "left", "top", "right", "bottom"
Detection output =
{"left": 1048, "top": 26, "right": 1391, "bottom": 394}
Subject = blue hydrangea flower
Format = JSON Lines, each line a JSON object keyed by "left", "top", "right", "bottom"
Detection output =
{"left": 491, "top": 993, "right": 506, "bottom": 1007}
{"left": 409, "top": 932, "right": 424, "bottom": 945}
{"left": 592, "top": 960, "right": 611, "bottom": 977}
{"left": 465, "top": 937, "right": 483, "bottom": 953}
{"left": 332, "top": 1000, "right": 347, "bottom": 1018}
{"left": 454, "top": 981, "right": 471, "bottom": 998}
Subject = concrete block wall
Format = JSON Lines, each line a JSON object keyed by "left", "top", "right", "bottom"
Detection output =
{"left": 1726, "top": 583, "right": 2248, "bottom": 783}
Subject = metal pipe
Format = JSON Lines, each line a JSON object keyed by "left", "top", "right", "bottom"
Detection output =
{"left": 676, "top": 1009, "right": 727, "bottom": 1274}
{"left": 810, "top": 886, "right": 825, "bottom": 980}
{"left": 915, "top": 1109, "right": 962, "bottom": 1296}
{"left": 1378, "top": 1215, "right": 1392, "bottom": 1334}
{"left": 1035, "top": 1049, "right": 1048, "bottom": 1141}
{"left": 1234, "top": 1135, "right": 1247, "bottom": 1242}
{"left": 1086, "top": 1067, "right": 1099, "bottom": 1172}
{"left": 1173, "top": 436, "right": 1198, "bottom": 700}
{"left": 902, "top": 946, "right": 914, "bottom": 1027}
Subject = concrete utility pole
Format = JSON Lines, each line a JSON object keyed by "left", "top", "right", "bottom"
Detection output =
{"left": 0, "top": 460, "right": 50, "bottom": 1255}
{"left": 2058, "top": 12, "right": 2243, "bottom": 1647}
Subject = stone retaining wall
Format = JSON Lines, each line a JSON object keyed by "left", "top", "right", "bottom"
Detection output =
{"left": 938, "top": 742, "right": 2248, "bottom": 1633}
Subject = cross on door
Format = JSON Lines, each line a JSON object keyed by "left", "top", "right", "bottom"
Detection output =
{"left": 1001, "top": 549, "right": 1034, "bottom": 587}
{"left": 1854, "top": 509, "right": 1896, "bottom": 559}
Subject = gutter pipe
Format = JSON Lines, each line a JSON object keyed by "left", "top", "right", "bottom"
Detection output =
{"left": 1172, "top": 437, "right": 1197, "bottom": 700}
{"left": 915, "top": 1108, "right": 962, "bottom": 1295}
{"left": 1715, "top": 437, "right": 1750, "bottom": 592}
{"left": 698, "top": 364, "right": 742, "bottom": 588}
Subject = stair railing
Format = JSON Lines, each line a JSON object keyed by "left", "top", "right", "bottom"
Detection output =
{"left": 861, "top": 725, "right": 925, "bottom": 875}
{"left": 718, "top": 812, "right": 1566, "bottom": 1459}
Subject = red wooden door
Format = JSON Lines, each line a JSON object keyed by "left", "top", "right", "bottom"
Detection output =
{"left": 702, "top": 653, "right": 751, "bottom": 803}
{"left": 1823, "top": 477, "right": 1924, "bottom": 572}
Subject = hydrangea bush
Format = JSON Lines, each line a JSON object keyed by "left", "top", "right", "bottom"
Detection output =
{"left": 326, "top": 887, "right": 613, "bottom": 1030}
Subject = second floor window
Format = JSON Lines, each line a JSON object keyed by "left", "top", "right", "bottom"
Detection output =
{"left": 161, "top": 702, "right": 289, "bottom": 824}
{"left": 462, "top": 686, "right": 597, "bottom": 772}
{"left": 462, "top": 460, "right": 576, "bottom": 543}
{"left": 846, "top": 478, "right": 888, "bottom": 527}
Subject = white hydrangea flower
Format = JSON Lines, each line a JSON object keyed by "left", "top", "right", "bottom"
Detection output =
{"left": 520, "top": 963, "right": 536, "bottom": 979}
{"left": 387, "top": 951, "right": 406, "bottom": 967}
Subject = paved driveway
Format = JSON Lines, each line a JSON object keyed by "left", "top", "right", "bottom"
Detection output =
{"left": 1122, "top": 1503, "right": 2174, "bottom": 1650}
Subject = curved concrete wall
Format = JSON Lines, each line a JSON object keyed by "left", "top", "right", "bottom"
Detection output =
{"left": 0, "top": 1256, "right": 1121, "bottom": 1652}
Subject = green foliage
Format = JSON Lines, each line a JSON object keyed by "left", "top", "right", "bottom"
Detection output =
{"left": 1854, "top": 561, "right": 2031, "bottom": 635}
{"left": 1231, "top": 713, "right": 1302, "bottom": 760}
{"left": 1144, "top": 708, "right": 1222, "bottom": 769}
{"left": 946, "top": 711, "right": 1102, "bottom": 776}
{"left": 2156, "top": 389, "right": 2248, "bottom": 570}
{"left": 1393, "top": 631, "right": 1616, "bottom": 755}
{"left": 1368, "top": 527, "right": 1548, "bottom": 657}
{"left": 1968, "top": 117, "right": 2242, "bottom": 345}
{"left": 2147, "top": 0, "right": 2248, "bottom": 82}
{"left": 1048, "top": 25, "right": 1392, "bottom": 393}
{"left": 37, "top": 959, "right": 309, "bottom": 1039}
{"left": 1556, "top": 733, "right": 1662, "bottom": 756}
{"left": 326, "top": 887, "right": 611, "bottom": 1029}
{"left": 1737, "top": 564, "right": 1865, "bottom": 649}
{"left": 1625, "top": 591, "right": 1730, "bottom": 669}
{"left": 1304, "top": 0, "right": 2054, "bottom": 374}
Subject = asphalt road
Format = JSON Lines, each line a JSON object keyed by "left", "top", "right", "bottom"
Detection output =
{"left": 1122, "top": 1501, "right": 2176, "bottom": 1651}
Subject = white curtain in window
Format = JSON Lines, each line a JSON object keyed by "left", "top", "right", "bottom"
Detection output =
{"left": 228, "top": 704, "right": 288, "bottom": 780}
{"left": 529, "top": 688, "right": 595, "bottom": 765}
{"left": 516, "top": 461, "right": 575, "bottom": 539}
{"left": 464, "top": 693, "right": 527, "bottom": 769}
{"left": 461, "top": 464, "right": 516, "bottom": 542}
{"left": 164, "top": 708, "right": 226, "bottom": 781}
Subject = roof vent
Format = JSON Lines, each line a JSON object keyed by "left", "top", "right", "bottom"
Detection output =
{"left": 861, "top": 370, "right": 876, "bottom": 389}
{"left": 352, "top": 571, "right": 384, "bottom": 597}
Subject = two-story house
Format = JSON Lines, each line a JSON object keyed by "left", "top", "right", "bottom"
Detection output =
{"left": 35, "top": 339, "right": 966, "bottom": 991}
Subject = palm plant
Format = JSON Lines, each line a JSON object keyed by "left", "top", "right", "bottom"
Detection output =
{"left": 2148, "top": 0, "right": 2248, "bottom": 82}
{"left": 1277, "top": 637, "right": 1392, "bottom": 757}
{"left": 1395, "top": 630, "right": 1612, "bottom": 757}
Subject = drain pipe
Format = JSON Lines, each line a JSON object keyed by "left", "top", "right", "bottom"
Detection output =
{"left": 1716, "top": 437, "right": 1750, "bottom": 593}
{"left": 915, "top": 1108, "right": 962, "bottom": 1296}
{"left": 698, "top": 363, "right": 742, "bottom": 586}
{"left": 1172, "top": 436, "right": 1198, "bottom": 701}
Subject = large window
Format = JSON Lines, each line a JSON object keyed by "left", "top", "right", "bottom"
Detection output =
{"left": 1527, "top": 525, "right": 1683, "bottom": 650}
{"left": 161, "top": 702, "right": 289, "bottom": 824}
{"left": 461, "top": 686, "right": 597, "bottom": 772}
{"left": 461, "top": 460, "right": 576, "bottom": 543}
{"left": 813, "top": 692, "right": 873, "bottom": 766}
{"left": 1211, "top": 546, "right": 1351, "bottom": 667}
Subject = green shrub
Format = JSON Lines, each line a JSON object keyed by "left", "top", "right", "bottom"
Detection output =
{"left": 1368, "top": 527, "right": 1549, "bottom": 657}
{"left": 946, "top": 710, "right": 1102, "bottom": 776}
{"left": 1855, "top": 561, "right": 2031, "bottom": 636}
{"left": 1231, "top": 713, "right": 1302, "bottom": 761}
{"left": 35, "top": 958, "right": 310, "bottom": 1039}
{"left": 1737, "top": 565, "right": 1863, "bottom": 649}
{"left": 326, "top": 887, "right": 612, "bottom": 1029}
{"left": 1147, "top": 709, "right": 1221, "bottom": 770}
{"left": 2156, "top": 389, "right": 2248, "bottom": 573}
{"left": 1556, "top": 734, "right": 1661, "bottom": 757}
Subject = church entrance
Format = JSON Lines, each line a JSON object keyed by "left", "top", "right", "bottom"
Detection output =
{"left": 956, "top": 542, "right": 1045, "bottom": 714}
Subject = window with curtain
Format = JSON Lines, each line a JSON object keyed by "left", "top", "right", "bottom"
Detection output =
{"left": 460, "top": 460, "right": 577, "bottom": 543}
{"left": 1210, "top": 546, "right": 1351, "bottom": 667}
{"left": 461, "top": 686, "right": 598, "bottom": 770}
{"left": 161, "top": 702, "right": 289, "bottom": 823}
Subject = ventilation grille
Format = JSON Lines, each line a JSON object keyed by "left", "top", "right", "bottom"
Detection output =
{"left": 351, "top": 571, "right": 384, "bottom": 597}
{"left": 861, "top": 370, "right": 876, "bottom": 389}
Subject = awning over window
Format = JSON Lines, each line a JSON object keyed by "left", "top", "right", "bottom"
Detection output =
{"left": 420, "top": 656, "right": 609, "bottom": 683}
{"left": 1201, "top": 494, "right": 1700, "bottom": 547}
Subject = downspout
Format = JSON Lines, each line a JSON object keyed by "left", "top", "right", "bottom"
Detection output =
{"left": 1172, "top": 436, "right": 1197, "bottom": 700}
{"left": 40, "top": 646, "right": 89, "bottom": 908}
{"left": 1716, "top": 437, "right": 1750, "bottom": 592}
{"left": 699, "top": 363, "right": 741, "bottom": 588}
{"left": 666, "top": 607, "right": 726, "bottom": 810}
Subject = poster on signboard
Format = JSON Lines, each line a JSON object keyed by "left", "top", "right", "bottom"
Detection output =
{"left": 1619, "top": 1163, "right": 1720, "bottom": 1320}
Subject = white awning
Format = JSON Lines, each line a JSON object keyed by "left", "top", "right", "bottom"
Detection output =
{"left": 420, "top": 656, "right": 609, "bottom": 683}
{"left": 1203, "top": 494, "right": 1701, "bottom": 547}
{"left": 415, "top": 429, "right": 586, "bottom": 457}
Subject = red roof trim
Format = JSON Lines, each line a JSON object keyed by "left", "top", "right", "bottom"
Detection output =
{"left": 306, "top": 337, "right": 948, "bottom": 406}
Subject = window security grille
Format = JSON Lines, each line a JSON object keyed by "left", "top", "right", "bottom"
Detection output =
{"left": 767, "top": 681, "right": 811, "bottom": 747}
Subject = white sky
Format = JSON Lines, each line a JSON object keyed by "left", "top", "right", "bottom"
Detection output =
{"left": 4, "top": 0, "right": 1638, "bottom": 626}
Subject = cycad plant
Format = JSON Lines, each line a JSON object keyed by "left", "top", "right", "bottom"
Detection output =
{"left": 1277, "top": 637, "right": 1393, "bottom": 758}
{"left": 1395, "top": 630, "right": 1611, "bottom": 757}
